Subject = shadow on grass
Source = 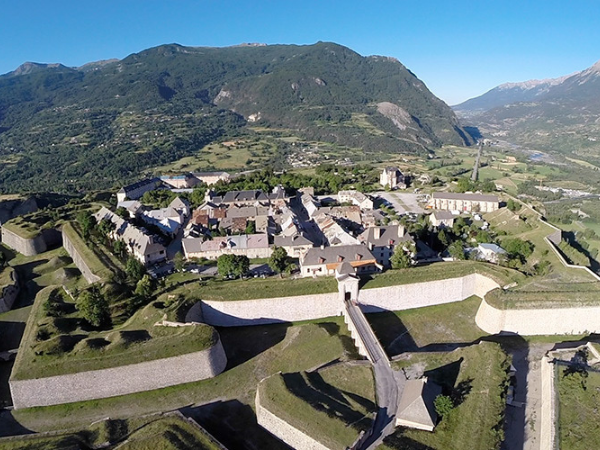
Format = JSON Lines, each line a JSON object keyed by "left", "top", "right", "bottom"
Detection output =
{"left": 318, "top": 322, "right": 362, "bottom": 360}
{"left": 0, "top": 409, "right": 34, "bottom": 438}
{"left": 217, "top": 322, "right": 290, "bottom": 369}
{"left": 181, "top": 399, "right": 292, "bottom": 450}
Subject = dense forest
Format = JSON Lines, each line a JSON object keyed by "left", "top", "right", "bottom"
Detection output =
{"left": 0, "top": 42, "right": 472, "bottom": 194}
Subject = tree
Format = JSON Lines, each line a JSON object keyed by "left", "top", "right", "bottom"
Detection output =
{"left": 506, "top": 199, "right": 519, "bottom": 213}
{"left": 76, "top": 287, "right": 110, "bottom": 327}
{"left": 134, "top": 275, "right": 154, "bottom": 300}
{"left": 390, "top": 245, "right": 412, "bottom": 269}
{"left": 77, "top": 210, "right": 97, "bottom": 239}
{"left": 126, "top": 257, "right": 146, "bottom": 283}
{"left": 113, "top": 240, "right": 126, "bottom": 259}
{"left": 434, "top": 394, "right": 454, "bottom": 417}
{"left": 269, "top": 246, "right": 289, "bottom": 274}
{"left": 245, "top": 220, "right": 256, "bottom": 234}
{"left": 173, "top": 251, "right": 185, "bottom": 272}
{"left": 448, "top": 241, "right": 466, "bottom": 260}
{"left": 115, "top": 207, "right": 129, "bottom": 219}
{"left": 97, "top": 218, "right": 114, "bottom": 238}
{"left": 217, "top": 254, "right": 250, "bottom": 278}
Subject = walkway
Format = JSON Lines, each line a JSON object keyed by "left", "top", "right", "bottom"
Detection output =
{"left": 343, "top": 301, "right": 398, "bottom": 449}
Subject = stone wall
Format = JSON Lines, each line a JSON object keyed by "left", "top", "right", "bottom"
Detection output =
{"left": 475, "top": 298, "right": 600, "bottom": 335}
{"left": 0, "top": 268, "right": 19, "bottom": 314}
{"left": 201, "top": 274, "right": 500, "bottom": 327}
{"left": 10, "top": 336, "right": 227, "bottom": 409}
{"left": 201, "top": 292, "right": 342, "bottom": 326}
{"left": 62, "top": 227, "right": 102, "bottom": 284}
{"left": 358, "top": 273, "right": 499, "bottom": 313}
{"left": 255, "top": 382, "right": 332, "bottom": 450}
{"left": 1, "top": 227, "right": 47, "bottom": 256}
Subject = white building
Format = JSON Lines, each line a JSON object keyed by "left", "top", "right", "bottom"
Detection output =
{"left": 380, "top": 167, "right": 406, "bottom": 190}
{"left": 429, "top": 192, "right": 499, "bottom": 213}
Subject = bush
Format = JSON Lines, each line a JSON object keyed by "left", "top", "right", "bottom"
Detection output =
{"left": 76, "top": 287, "right": 111, "bottom": 328}
{"left": 434, "top": 394, "right": 454, "bottom": 417}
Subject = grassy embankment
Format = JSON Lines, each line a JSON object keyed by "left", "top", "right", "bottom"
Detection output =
{"left": 0, "top": 414, "right": 224, "bottom": 450}
{"left": 11, "top": 287, "right": 217, "bottom": 380}
{"left": 558, "top": 367, "right": 600, "bottom": 450}
{"left": 259, "top": 364, "right": 376, "bottom": 449}
{"left": 383, "top": 341, "right": 510, "bottom": 450}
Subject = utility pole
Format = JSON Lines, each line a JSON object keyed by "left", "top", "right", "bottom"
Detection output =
{"left": 471, "top": 140, "right": 483, "bottom": 182}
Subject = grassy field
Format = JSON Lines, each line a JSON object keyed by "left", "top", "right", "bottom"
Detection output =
{"left": 367, "top": 296, "right": 487, "bottom": 355}
{"left": 153, "top": 139, "right": 276, "bottom": 172}
{"left": 558, "top": 367, "right": 600, "bottom": 450}
{"left": 384, "top": 342, "right": 510, "bottom": 450}
{"left": 259, "top": 364, "right": 376, "bottom": 449}
{"left": 11, "top": 288, "right": 217, "bottom": 379}
{"left": 10, "top": 317, "right": 352, "bottom": 436}
{"left": 0, "top": 414, "right": 223, "bottom": 450}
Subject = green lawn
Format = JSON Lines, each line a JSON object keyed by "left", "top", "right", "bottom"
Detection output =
{"left": 11, "top": 288, "right": 217, "bottom": 380}
{"left": 258, "top": 364, "right": 376, "bottom": 449}
{"left": 11, "top": 318, "right": 351, "bottom": 433}
{"left": 384, "top": 342, "right": 510, "bottom": 450}
{"left": 61, "top": 222, "right": 113, "bottom": 280}
{"left": 558, "top": 367, "right": 600, "bottom": 450}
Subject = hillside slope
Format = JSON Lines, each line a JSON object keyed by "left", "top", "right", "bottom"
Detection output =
{"left": 0, "top": 42, "right": 472, "bottom": 193}
{"left": 455, "top": 60, "right": 600, "bottom": 163}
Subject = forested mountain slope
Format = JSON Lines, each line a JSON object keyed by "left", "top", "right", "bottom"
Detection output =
{"left": 0, "top": 42, "right": 471, "bottom": 193}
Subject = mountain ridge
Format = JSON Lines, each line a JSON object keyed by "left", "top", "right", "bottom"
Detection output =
{"left": 0, "top": 41, "right": 472, "bottom": 193}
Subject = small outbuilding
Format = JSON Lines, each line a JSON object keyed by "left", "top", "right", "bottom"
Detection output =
{"left": 396, "top": 377, "right": 442, "bottom": 432}
{"left": 477, "top": 243, "right": 507, "bottom": 264}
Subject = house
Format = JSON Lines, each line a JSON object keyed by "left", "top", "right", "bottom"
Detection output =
{"left": 359, "top": 225, "right": 414, "bottom": 267}
{"left": 193, "top": 171, "right": 230, "bottom": 186}
{"left": 314, "top": 214, "right": 360, "bottom": 247}
{"left": 429, "top": 192, "right": 499, "bottom": 213}
{"left": 160, "top": 173, "right": 199, "bottom": 189}
{"left": 210, "top": 189, "right": 270, "bottom": 206}
{"left": 273, "top": 234, "right": 314, "bottom": 258}
{"left": 338, "top": 190, "right": 374, "bottom": 210}
{"left": 219, "top": 217, "right": 248, "bottom": 234}
{"left": 168, "top": 197, "right": 190, "bottom": 219}
{"left": 396, "top": 377, "right": 442, "bottom": 432}
{"left": 477, "top": 243, "right": 507, "bottom": 264}
{"left": 380, "top": 167, "right": 406, "bottom": 190}
{"left": 140, "top": 197, "right": 189, "bottom": 236}
{"left": 182, "top": 233, "right": 271, "bottom": 260}
{"left": 94, "top": 207, "right": 166, "bottom": 265}
{"left": 429, "top": 210, "right": 455, "bottom": 228}
{"left": 116, "top": 200, "right": 142, "bottom": 218}
{"left": 117, "top": 178, "right": 164, "bottom": 203}
{"left": 300, "top": 244, "right": 380, "bottom": 277}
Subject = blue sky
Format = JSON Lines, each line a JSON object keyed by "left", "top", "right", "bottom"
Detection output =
{"left": 2, "top": 1, "right": 599, "bottom": 105}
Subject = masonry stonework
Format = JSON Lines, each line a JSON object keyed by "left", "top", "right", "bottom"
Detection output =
{"left": 256, "top": 384, "right": 333, "bottom": 450}
{"left": 62, "top": 229, "right": 102, "bottom": 284}
{"left": 0, "top": 268, "right": 19, "bottom": 314}
{"left": 1, "top": 227, "right": 47, "bottom": 256}
{"left": 475, "top": 299, "right": 600, "bottom": 335}
{"left": 10, "top": 336, "right": 227, "bottom": 409}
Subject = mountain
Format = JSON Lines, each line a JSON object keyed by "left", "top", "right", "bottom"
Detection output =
{"left": 455, "top": 60, "right": 600, "bottom": 163}
{"left": 0, "top": 42, "right": 472, "bottom": 193}
{"left": 453, "top": 75, "right": 571, "bottom": 117}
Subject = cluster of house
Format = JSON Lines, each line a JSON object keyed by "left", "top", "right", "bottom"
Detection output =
{"left": 108, "top": 170, "right": 503, "bottom": 274}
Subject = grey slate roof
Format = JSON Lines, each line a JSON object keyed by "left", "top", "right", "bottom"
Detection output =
{"left": 302, "top": 244, "right": 376, "bottom": 266}
{"left": 478, "top": 243, "right": 506, "bottom": 254}
{"left": 431, "top": 210, "right": 455, "bottom": 220}
{"left": 274, "top": 234, "right": 313, "bottom": 247}
{"left": 360, "top": 225, "right": 412, "bottom": 247}
{"left": 432, "top": 192, "right": 498, "bottom": 202}
{"left": 119, "top": 177, "right": 162, "bottom": 195}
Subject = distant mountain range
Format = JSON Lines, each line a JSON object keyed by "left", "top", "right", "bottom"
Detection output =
{"left": 454, "top": 60, "right": 600, "bottom": 162}
{"left": 0, "top": 42, "right": 472, "bottom": 193}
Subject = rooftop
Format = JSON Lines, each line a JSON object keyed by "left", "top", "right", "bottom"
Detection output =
{"left": 432, "top": 192, "right": 499, "bottom": 202}
{"left": 302, "top": 244, "right": 376, "bottom": 266}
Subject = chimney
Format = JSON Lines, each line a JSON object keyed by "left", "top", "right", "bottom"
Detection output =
{"left": 398, "top": 225, "right": 405, "bottom": 237}
{"left": 355, "top": 253, "right": 362, "bottom": 261}
{"left": 337, "top": 255, "right": 344, "bottom": 262}
{"left": 318, "top": 257, "right": 325, "bottom": 264}
{"left": 374, "top": 227, "right": 381, "bottom": 240}
{"left": 389, "top": 239, "right": 395, "bottom": 246}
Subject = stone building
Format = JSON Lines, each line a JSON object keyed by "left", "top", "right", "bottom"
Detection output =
{"left": 359, "top": 225, "right": 414, "bottom": 267}
{"left": 380, "top": 167, "right": 406, "bottom": 190}
{"left": 299, "top": 244, "right": 380, "bottom": 277}
{"left": 429, "top": 192, "right": 499, "bottom": 213}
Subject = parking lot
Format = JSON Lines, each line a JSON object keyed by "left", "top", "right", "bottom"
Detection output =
{"left": 373, "top": 191, "right": 428, "bottom": 215}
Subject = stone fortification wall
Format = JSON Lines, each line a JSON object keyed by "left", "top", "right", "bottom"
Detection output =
{"left": 255, "top": 383, "right": 332, "bottom": 450}
{"left": 358, "top": 274, "right": 499, "bottom": 313}
{"left": 476, "top": 299, "right": 600, "bottom": 335}
{"left": 1, "top": 227, "right": 47, "bottom": 256}
{"left": 62, "top": 227, "right": 102, "bottom": 284}
{"left": 201, "top": 292, "right": 341, "bottom": 326}
{"left": 201, "top": 275, "right": 500, "bottom": 327}
{"left": 10, "top": 336, "right": 227, "bottom": 409}
{"left": 0, "top": 268, "right": 19, "bottom": 314}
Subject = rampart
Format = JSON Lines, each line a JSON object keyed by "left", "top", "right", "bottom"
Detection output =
{"left": 255, "top": 379, "right": 332, "bottom": 450}
{"left": 476, "top": 298, "right": 600, "bottom": 335}
{"left": 62, "top": 224, "right": 102, "bottom": 284}
{"left": 1, "top": 227, "right": 48, "bottom": 256}
{"left": 10, "top": 335, "right": 227, "bottom": 409}
{"left": 201, "top": 274, "right": 500, "bottom": 327}
{"left": 0, "top": 268, "right": 19, "bottom": 314}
